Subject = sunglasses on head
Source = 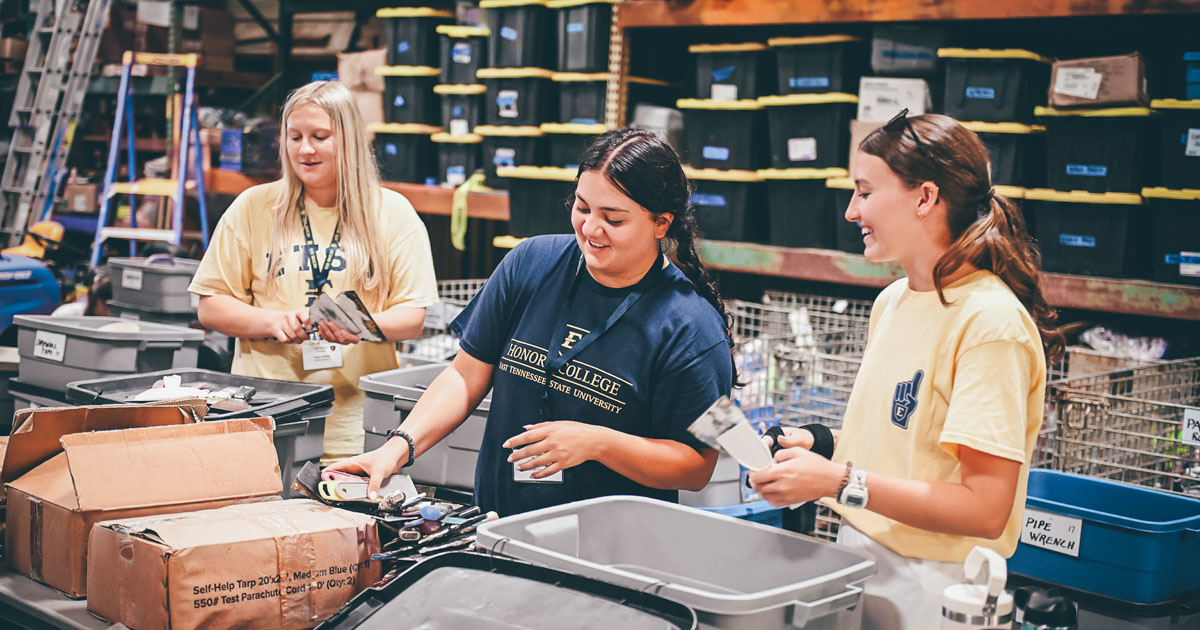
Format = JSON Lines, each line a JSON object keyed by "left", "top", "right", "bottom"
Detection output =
{"left": 883, "top": 108, "right": 931, "bottom": 160}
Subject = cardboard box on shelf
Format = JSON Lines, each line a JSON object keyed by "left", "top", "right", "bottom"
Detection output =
{"left": 1049, "top": 52, "right": 1149, "bottom": 108}
{"left": 857, "top": 77, "right": 931, "bottom": 123}
{"left": 3, "top": 404, "right": 283, "bottom": 598}
{"left": 61, "top": 182, "right": 98, "bottom": 213}
{"left": 88, "top": 499, "right": 381, "bottom": 630}
{"left": 337, "top": 48, "right": 386, "bottom": 93}
{"left": 354, "top": 91, "right": 384, "bottom": 127}
{"left": 0, "top": 37, "right": 27, "bottom": 60}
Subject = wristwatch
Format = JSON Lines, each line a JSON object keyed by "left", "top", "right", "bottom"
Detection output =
{"left": 838, "top": 466, "right": 869, "bottom": 509}
{"left": 385, "top": 428, "right": 417, "bottom": 468}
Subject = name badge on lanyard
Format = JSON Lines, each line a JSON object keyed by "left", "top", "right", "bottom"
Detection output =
{"left": 302, "top": 340, "right": 344, "bottom": 370}
{"left": 298, "top": 199, "right": 345, "bottom": 371}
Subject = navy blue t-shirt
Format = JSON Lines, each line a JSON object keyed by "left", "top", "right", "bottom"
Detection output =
{"left": 449, "top": 234, "right": 733, "bottom": 516}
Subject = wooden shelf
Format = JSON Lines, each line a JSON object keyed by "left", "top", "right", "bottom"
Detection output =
{"left": 697, "top": 240, "right": 1200, "bottom": 321}
{"left": 617, "top": 0, "right": 1195, "bottom": 28}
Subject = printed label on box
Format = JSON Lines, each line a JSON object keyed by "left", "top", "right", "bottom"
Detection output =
{"left": 1186, "top": 128, "right": 1200, "bottom": 157}
{"left": 690, "top": 193, "right": 727, "bottom": 207}
{"left": 1059, "top": 233, "right": 1096, "bottom": 248}
{"left": 965, "top": 86, "right": 995, "bottom": 99}
{"left": 71, "top": 194, "right": 88, "bottom": 212}
{"left": 702, "top": 145, "right": 731, "bottom": 161}
{"left": 1054, "top": 67, "right": 1102, "bottom": 100}
{"left": 1176, "top": 251, "right": 1200, "bottom": 278}
{"left": 123, "top": 268, "right": 144, "bottom": 291}
{"left": 452, "top": 43, "right": 473, "bottom": 64}
{"left": 493, "top": 147, "right": 517, "bottom": 166}
{"left": 1066, "top": 163, "right": 1107, "bottom": 177}
{"left": 789, "top": 76, "right": 830, "bottom": 89}
{"left": 447, "top": 165, "right": 467, "bottom": 187}
{"left": 500, "top": 26, "right": 519, "bottom": 41}
{"left": 450, "top": 119, "right": 470, "bottom": 136}
{"left": 1021, "top": 508, "right": 1082, "bottom": 558}
{"left": 566, "top": 22, "right": 584, "bottom": 34}
{"left": 711, "top": 83, "right": 738, "bottom": 101}
{"left": 497, "top": 90, "right": 519, "bottom": 118}
{"left": 1182, "top": 408, "right": 1200, "bottom": 447}
{"left": 33, "top": 331, "right": 66, "bottom": 363}
{"left": 788, "top": 137, "right": 818, "bottom": 162}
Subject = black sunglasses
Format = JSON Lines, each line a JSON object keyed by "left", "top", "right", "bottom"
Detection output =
{"left": 883, "top": 108, "right": 931, "bottom": 160}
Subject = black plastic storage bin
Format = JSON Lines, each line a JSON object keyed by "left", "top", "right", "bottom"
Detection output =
{"left": 1151, "top": 99, "right": 1200, "bottom": 190}
{"left": 370, "top": 122, "right": 440, "bottom": 184}
{"left": 768, "top": 35, "right": 866, "bottom": 95}
{"left": 315, "top": 552, "right": 698, "bottom": 630}
{"left": 827, "top": 177, "right": 864, "bottom": 254}
{"left": 379, "top": 65, "right": 441, "bottom": 124}
{"left": 549, "top": 0, "right": 612, "bottom": 73}
{"left": 552, "top": 72, "right": 606, "bottom": 124}
{"left": 760, "top": 168, "right": 847, "bottom": 248}
{"left": 541, "top": 122, "right": 604, "bottom": 168}
{"left": 1143, "top": 187, "right": 1200, "bottom": 286}
{"left": 870, "top": 24, "right": 945, "bottom": 77}
{"left": 960, "top": 121, "right": 1045, "bottom": 188}
{"left": 482, "top": 0, "right": 553, "bottom": 69}
{"left": 435, "top": 83, "right": 485, "bottom": 135}
{"left": 478, "top": 125, "right": 545, "bottom": 188}
{"left": 1025, "top": 189, "right": 1148, "bottom": 278}
{"left": 478, "top": 67, "right": 556, "bottom": 126}
{"left": 938, "top": 48, "right": 1051, "bottom": 124}
{"left": 690, "top": 42, "right": 770, "bottom": 101}
{"left": 432, "top": 132, "right": 484, "bottom": 187}
{"left": 1007, "top": 573, "right": 1200, "bottom": 630}
{"left": 685, "top": 167, "right": 766, "bottom": 243}
{"left": 499, "top": 166, "right": 576, "bottom": 237}
{"left": 1037, "top": 106, "right": 1157, "bottom": 194}
{"left": 758, "top": 93, "right": 857, "bottom": 170}
{"left": 377, "top": 7, "right": 455, "bottom": 67}
{"left": 437, "top": 25, "right": 489, "bottom": 85}
{"left": 677, "top": 98, "right": 765, "bottom": 171}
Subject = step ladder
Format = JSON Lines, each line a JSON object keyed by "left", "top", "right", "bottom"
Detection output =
{"left": 89, "top": 51, "right": 210, "bottom": 268}
{"left": 0, "top": 0, "right": 114, "bottom": 248}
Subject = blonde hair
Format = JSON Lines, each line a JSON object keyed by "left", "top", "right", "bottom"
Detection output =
{"left": 267, "top": 80, "right": 390, "bottom": 310}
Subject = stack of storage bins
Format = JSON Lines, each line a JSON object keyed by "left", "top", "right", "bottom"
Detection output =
{"left": 1144, "top": 98, "right": 1200, "bottom": 286}
{"left": 432, "top": 23, "right": 489, "bottom": 186}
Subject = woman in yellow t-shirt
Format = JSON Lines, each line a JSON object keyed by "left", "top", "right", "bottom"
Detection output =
{"left": 748, "top": 111, "right": 1066, "bottom": 628}
{"left": 190, "top": 81, "right": 438, "bottom": 463}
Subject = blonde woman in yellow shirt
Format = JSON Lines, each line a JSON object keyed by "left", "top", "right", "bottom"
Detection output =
{"left": 749, "top": 111, "right": 1066, "bottom": 629}
{"left": 190, "top": 81, "right": 438, "bottom": 463}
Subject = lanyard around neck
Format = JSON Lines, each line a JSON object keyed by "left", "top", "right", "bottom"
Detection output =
{"left": 298, "top": 198, "right": 341, "bottom": 297}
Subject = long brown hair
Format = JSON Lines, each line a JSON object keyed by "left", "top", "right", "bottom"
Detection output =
{"left": 860, "top": 114, "right": 1066, "bottom": 362}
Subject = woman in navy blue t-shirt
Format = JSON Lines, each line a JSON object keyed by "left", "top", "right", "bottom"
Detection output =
{"left": 329, "top": 128, "right": 738, "bottom": 516}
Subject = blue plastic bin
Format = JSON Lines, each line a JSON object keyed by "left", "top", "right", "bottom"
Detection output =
{"left": 698, "top": 500, "right": 784, "bottom": 528}
{"left": 1008, "top": 469, "right": 1200, "bottom": 604}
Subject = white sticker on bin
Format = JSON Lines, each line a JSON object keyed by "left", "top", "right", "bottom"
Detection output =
{"left": 1186, "top": 128, "right": 1200, "bottom": 158}
{"left": 1021, "top": 508, "right": 1082, "bottom": 558}
{"left": 788, "top": 137, "right": 817, "bottom": 162}
{"left": 1054, "top": 67, "right": 1102, "bottom": 100}
{"left": 1183, "top": 250, "right": 1200, "bottom": 278}
{"left": 122, "top": 268, "right": 144, "bottom": 291}
{"left": 1182, "top": 408, "right": 1200, "bottom": 448}
{"left": 711, "top": 84, "right": 738, "bottom": 102}
{"left": 33, "top": 331, "right": 67, "bottom": 362}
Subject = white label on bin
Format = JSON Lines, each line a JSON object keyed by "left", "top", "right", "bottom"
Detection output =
{"left": 1181, "top": 251, "right": 1200, "bottom": 278}
{"left": 493, "top": 147, "right": 516, "bottom": 167}
{"left": 452, "top": 42, "right": 473, "bottom": 64}
{"left": 497, "top": 90, "right": 519, "bottom": 118}
{"left": 1021, "top": 508, "right": 1082, "bottom": 557}
{"left": 1186, "top": 128, "right": 1200, "bottom": 157}
{"left": 1182, "top": 408, "right": 1200, "bottom": 447}
{"left": 122, "top": 268, "right": 144, "bottom": 291}
{"left": 33, "top": 331, "right": 66, "bottom": 363}
{"left": 1054, "top": 67, "right": 1101, "bottom": 100}
{"left": 711, "top": 83, "right": 738, "bottom": 101}
{"left": 788, "top": 137, "right": 818, "bottom": 162}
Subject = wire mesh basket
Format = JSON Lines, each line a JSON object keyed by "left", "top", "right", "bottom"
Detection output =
{"left": 399, "top": 278, "right": 489, "bottom": 360}
{"left": 1047, "top": 356, "right": 1200, "bottom": 496}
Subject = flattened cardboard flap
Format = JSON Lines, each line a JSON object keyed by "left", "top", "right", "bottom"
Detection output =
{"left": 61, "top": 418, "right": 281, "bottom": 512}
{"left": 3, "top": 401, "right": 209, "bottom": 487}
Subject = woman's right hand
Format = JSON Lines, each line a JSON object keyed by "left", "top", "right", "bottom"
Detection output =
{"left": 324, "top": 437, "right": 410, "bottom": 499}
{"left": 265, "top": 308, "right": 311, "bottom": 343}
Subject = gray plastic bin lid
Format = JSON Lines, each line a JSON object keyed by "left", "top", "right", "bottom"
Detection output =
{"left": 476, "top": 495, "right": 876, "bottom": 617}
{"left": 13, "top": 315, "right": 205, "bottom": 341}
{"left": 360, "top": 362, "right": 493, "bottom": 412}
{"left": 108, "top": 256, "right": 201, "bottom": 275}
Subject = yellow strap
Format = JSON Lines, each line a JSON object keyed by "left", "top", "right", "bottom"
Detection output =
{"left": 451, "top": 173, "right": 488, "bottom": 251}
{"left": 436, "top": 25, "right": 490, "bottom": 37}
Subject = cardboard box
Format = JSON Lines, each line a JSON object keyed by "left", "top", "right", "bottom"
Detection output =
{"left": 353, "top": 90, "right": 384, "bottom": 127}
{"left": 4, "top": 404, "right": 282, "bottom": 597}
{"left": 1049, "top": 52, "right": 1149, "bottom": 108}
{"left": 88, "top": 499, "right": 381, "bottom": 630}
{"left": 61, "top": 182, "right": 98, "bottom": 213}
{"left": 337, "top": 48, "right": 386, "bottom": 93}
{"left": 858, "top": 77, "right": 931, "bottom": 123}
{"left": 0, "top": 37, "right": 27, "bottom": 60}
{"left": 848, "top": 119, "right": 882, "bottom": 176}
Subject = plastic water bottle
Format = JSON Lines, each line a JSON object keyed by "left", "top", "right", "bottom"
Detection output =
{"left": 942, "top": 546, "right": 1014, "bottom": 629}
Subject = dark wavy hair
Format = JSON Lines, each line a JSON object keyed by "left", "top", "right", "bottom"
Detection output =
{"left": 860, "top": 114, "right": 1067, "bottom": 362}
{"left": 575, "top": 128, "right": 740, "bottom": 386}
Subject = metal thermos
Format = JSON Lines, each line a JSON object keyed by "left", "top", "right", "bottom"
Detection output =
{"left": 942, "top": 546, "right": 1014, "bottom": 629}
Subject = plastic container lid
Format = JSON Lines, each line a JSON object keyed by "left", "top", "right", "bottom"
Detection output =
{"left": 758, "top": 167, "right": 849, "bottom": 180}
{"left": 959, "top": 121, "right": 1046, "bottom": 134}
{"left": 108, "top": 256, "right": 201, "bottom": 275}
{"left": 826, "top": 177, "right": 854, "bottom": 190}
{"left": 375, "top": 7, "right": 455, "bottom": 18}
{"left": 943, "top": 585, "right": 1014, "bottom": 621}
{"left": 497, "top": 165, "right": 577, "bottom": 181}
{"left": 13, "top": 315, "right": 205, "bottom": 341}
{"left": 547, "top": 0, "right": 615, "bottom": 7}
{"left": 1142, "top": 186, "right": 1200, "bottom": 201}
{"left": 375, "top": 65, "right": 441, "bottom": 77}
{"left": 551, "top": 71, "right": 608, "bottom": 82}
{"left": 675, "top": 98, "right": 762, "bottom": 110}
{"left": 757, "top": 93, "right": 859, "bottom": 106}
{"left": 688, "top": 43, "right": 768, "bottom": 54}
{"left": 683, "top": 167, "right": 761, "bottom": 182}
{"left": 994, "top": 185, "right": 1026, "bottom": 199}
{"left": 479, "top": 0, "right": 548, "bottom": 7}
{"left": 476, "top": 124, "right": 544, "bottom": 137}
{"left": 1024, "top": 189, "right": 1143, "bottom": 205}
{"left": 1150, "top": 99, "right": 1200, "bottom": 110}
{"left": 436, "top": 25, "right": 490, "bottom": 37}
{"left": 1034, "top": 106, "right": 1156, "bottom": 118}
{"left": 767, "top": 35, "right": 861, "bottom": 47}
{"left": 432, "top": 132, "right": 484, "bottom": 144}
{"left": 539, "top": 122, "right": 608, "bottom": 134}
{"left": 477, "top": 67, "right": 555, "bottom": 80}
{"left": 937, "top": 48, "right": 1052, "bottom": 63}
{"left": 434, "top": 83, "right": 487, "bottom": 95}
{"left": 367, "top": 122, "right": 442, "bottom": 135}
{"left": 1026, "top": 470, "right": 1200, "bottom": 533}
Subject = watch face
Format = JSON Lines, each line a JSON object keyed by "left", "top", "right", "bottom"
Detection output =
{"left": 845, "top": 494, "right": 867, "bottom": 509}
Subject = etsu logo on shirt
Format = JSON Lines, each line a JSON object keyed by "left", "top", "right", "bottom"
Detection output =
{"left": 891, "top": 370, "right": 923, "bottom": 429}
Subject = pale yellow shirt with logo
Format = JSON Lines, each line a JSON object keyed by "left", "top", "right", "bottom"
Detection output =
{"left": 829, "top": 270, "right": 1046, "bottom": 563}
{"left": 189, "top": 181, "right": 438, "bottom": 461}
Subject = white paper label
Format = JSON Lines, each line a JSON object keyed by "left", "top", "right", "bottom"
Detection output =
{"left": 1183, "top": 250, "right": 1200, "bottom": 278}
{"left": 1021, "top": 508, "right": 1082, "bottom": 557}
{"left": 1186, "top": 128, "right": 1200, "bottom": 158}
{"left": 1054, "top": 67, "right": 1102, "bottom": 100}
{"left": 788, "top": 137, "right": 818, "bottom": 162}
{"left": 497, "top": 90, "right": 519, "bottom": 118}
{"left": 71, "top": 194, "right": 88, "bottom": 212}
{"left": 302, "top": 342, "right": 344, "bottom": 370}
{"left": 122, "top": 268, "right": 143, "bottom": 291}
{"left": 449, "top": 119, "right": 471, "bottom": 136}
{"left": 33, "top": 331, "right": 67, "bottom": 362}
{"left": 1183, "top": 409, "right": 1200, "bottom": 447}
{"left": 711, "top": 84, "right": 738, "bottom": 101}
{"left": 136, "top": 1, "right": 172, "bottom": 27}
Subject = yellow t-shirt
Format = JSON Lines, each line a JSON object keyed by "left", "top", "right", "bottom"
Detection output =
{"left": 830, "top": 270, "right": 1046, "bottom": 563}
{"left": 188, "top": 181, "right": 438, "bottom": 461}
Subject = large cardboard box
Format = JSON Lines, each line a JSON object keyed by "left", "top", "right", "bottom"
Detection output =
{"left": 1049, "top": 52, "right": 1149, "bottom": 108}
{"left": 857, "top": 77, "right": 931, "bottom": 123}
{"left": 61, "top": 182, "right": 98, "bottom": 214}
{"left": 88, "top": 499, "right": 381, "bottom": 630}
{"left": 3, "top": 404, "right": 282, "bottom": 597}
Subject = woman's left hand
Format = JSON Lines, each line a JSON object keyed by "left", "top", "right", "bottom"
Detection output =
{"left": 748, "top": 447, "right": 844, "bottom": 507}
{"left": 503, "top": 421, "right": 609, "bottom": 480}
{"left": 316, "top": 320, "right": 361, "bottom": 345}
